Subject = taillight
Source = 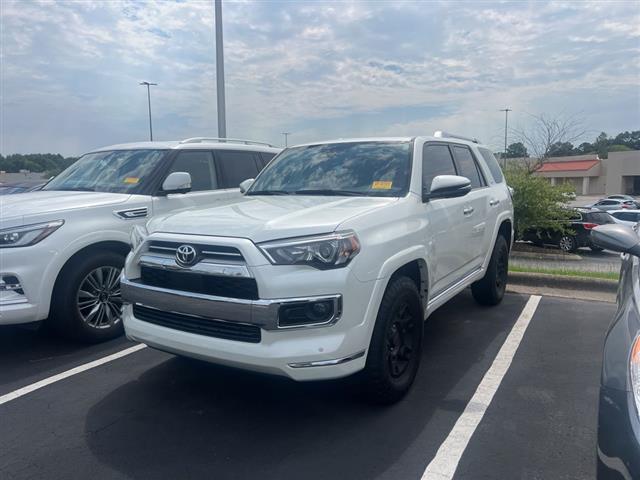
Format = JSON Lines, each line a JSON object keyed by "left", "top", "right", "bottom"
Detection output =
{"left": 622, "top": 204, "right": 631, "bottom": 209}
{"left": 582, "top": 223, "right": 598, "bottom": 229}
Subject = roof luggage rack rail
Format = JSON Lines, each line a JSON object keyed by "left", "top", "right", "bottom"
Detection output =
{"left": 433, "top": 131, "right": 480, "bottom": 144}
{"left": 180, "top": 137, "right": 275, "bottom": 147}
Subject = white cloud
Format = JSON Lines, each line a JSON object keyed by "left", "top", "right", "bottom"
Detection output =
{"left": 0, "top": 0, "right": 638, "bottom": 156}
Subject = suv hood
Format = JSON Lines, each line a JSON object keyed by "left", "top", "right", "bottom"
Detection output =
{"left": 0, "top": 190, "right": 131, "bottom": 225}
{"left": 148, "top": 196, "right": 398, "bottom": 243}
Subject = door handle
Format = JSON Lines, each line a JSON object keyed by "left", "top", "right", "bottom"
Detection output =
{"left": 489, "top": 199, "right": 500, "bottom": 206}
{"left": 463, "top": 207, "right": 474, "bottom": 215}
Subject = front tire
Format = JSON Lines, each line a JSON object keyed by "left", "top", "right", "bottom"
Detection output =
{"left": 472, "top": 235, "right": 509, "bottom": 306}
{"left": 48, "top": 251, "right": 125, "bottom": 343}
{"left": 358, "top": 276, "right": 423, "bottom": 405}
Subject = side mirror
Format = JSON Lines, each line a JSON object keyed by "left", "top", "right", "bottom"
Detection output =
{"left": 161, "top": 171, "right": 191, "bottom": 195}
{"left": 423, "top": 175, "right": 471, "bottom": 202}
{"left": 591, "top": 224, "right": 640, "bottom": 256}
{"left": 239, "top": 178, "right": 255, "bottom": 194}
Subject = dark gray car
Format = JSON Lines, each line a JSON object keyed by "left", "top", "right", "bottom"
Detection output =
{"left": 591, "top": 224, "right": 640, "bottom": 479}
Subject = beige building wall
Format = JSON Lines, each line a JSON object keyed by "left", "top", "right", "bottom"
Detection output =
{"left": 605, "top": 151, "right": 640, "bottom": 195}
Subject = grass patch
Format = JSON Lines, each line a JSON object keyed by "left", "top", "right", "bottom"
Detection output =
{"left": 509, "top": 264, "right": 619, "bottom": 281}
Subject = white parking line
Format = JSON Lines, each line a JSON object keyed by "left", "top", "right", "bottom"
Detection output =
{"left": 422, "top": 294, "right": 542, "bottom": 480}
{"left": 0, "top": 343, "right": 147, "bottom": 406}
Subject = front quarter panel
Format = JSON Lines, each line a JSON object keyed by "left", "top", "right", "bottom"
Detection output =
{"left": 2, "top": 196, "right": 151, "bottom": 321}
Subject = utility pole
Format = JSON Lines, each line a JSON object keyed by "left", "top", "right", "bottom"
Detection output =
{"left": 215, "top": 0, "right": 226, "bottom": 138}
{"left": 499, "top": 108, "right": 512, "bottom": 168}
{"left": 281, "top": 132, "right": 291, "bottom": 147}
{"left": 139, "top": 81, "right": 157, "bottom": 141}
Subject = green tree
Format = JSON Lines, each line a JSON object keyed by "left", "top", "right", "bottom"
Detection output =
{"left": 504, "top": 164, "right": 575, "bottom": 240}
{"left": 576, "top": 142, "right": 594, "bottom": 154}
{"left": 594, "top": 132, "right": 609, "bottom": 158}
{"left": 505, "top": 142, "right": 528, "bottom": 158}
{"left": 548, "top": 141, "right": 575, "bottom": 157}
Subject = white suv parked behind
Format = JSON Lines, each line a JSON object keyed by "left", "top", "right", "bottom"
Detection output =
{"left": 0, "top": 138, "right": 280, "bottom": 342}
{"left": 122, "top": 133, "right": 513, "bottom": 403}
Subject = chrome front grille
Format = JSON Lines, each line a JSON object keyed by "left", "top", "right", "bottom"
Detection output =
{"left": 136, "top": 239, "right": 256, "bottom": 300}
{"left": 147, "top": 241, "right": 244, "bottom": 264}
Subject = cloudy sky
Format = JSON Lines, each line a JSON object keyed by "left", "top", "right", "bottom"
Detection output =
{"left": 1, "top": 0, "right": 639, "bottom": 156}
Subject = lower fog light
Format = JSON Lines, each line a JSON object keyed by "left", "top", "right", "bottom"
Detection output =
{"left": 278, "top": 299, "right": 336, "bottom": 327}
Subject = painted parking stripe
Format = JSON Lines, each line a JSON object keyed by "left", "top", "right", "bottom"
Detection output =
{"left": 0, "top": 344, "right": 147, "bottom": 406}
{"left": 422, "top": 294, "right": 542, "bottom": 480}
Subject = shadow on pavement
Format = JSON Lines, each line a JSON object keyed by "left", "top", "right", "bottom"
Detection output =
{"left": 83, "top": 291, "right": 528, "bottom": 480}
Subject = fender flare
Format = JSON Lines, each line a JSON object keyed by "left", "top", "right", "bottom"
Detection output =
{"left": 36, "top": 230, "right": 131, "bottom": 319}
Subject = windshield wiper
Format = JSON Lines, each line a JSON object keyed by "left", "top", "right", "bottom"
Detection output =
{"left": 294, "top": 189, "right": 363, "bottom": 196}
{"left": 247, "top": 190, "right": 292, "bottom": 196}
{"left": 56, "top": 187, "right": 96, "bottom": 192}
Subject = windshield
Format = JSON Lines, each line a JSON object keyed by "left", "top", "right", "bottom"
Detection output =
{"left": 247, "top": 141, "right": 412, "bottom": 197}
{"left": 43, "top": 149, "right": 167, "bottom": 194}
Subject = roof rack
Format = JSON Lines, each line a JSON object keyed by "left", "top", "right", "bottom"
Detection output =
{"left": 179, "top": 137, "right": 276, "bottom": 147}
{"left": 433, "top": 131, "right": 479, "bottom": 144}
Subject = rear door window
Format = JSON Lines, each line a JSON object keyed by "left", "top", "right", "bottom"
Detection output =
{"left": 422, "top": 144, "right": 457, "bottom": 192}
{"left": 167, "top": 151, "right": 217, "bottom": 191}
{"left": 478, "top": 147, "right": 504, "bottom": 183}
{"left": 215, "top": 150, "right": 261, "bottom": 189}
{"left": 585, "top": 212, "right": 615, "bottom": 224}
{"left": 451, "top": 145, "right": 485, "bottom": 188}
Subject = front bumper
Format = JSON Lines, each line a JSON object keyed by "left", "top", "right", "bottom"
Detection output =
{"left": 597, "top": 386, "right": 640, "bottom": 479}
{"left": 123, "top": 302, "right": 369, "bottom": 381}
{"left": 0, "top": 246, "right": 56, "bottom": 325}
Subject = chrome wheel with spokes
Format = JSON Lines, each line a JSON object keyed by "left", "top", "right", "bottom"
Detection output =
{"left": 559, "top": 235, "right": 577, "bottom": 252}
{"left": 77, "top": 266, "right": 123, "bottom": 329}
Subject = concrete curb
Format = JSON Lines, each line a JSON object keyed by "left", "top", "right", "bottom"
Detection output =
{"left": 510, "top": 250, "right": 582, "bottom": 261}
{"left": 508, "top": 271, "right": 618, "bottom": 293}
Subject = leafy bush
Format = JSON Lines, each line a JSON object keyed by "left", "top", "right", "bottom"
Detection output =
{"left": 504, "top": 165, "right": 575, "bottom": 239}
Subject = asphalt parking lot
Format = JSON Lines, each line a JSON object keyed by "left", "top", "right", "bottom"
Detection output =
{"left": 0, "top": 291, "right": 614, "bottom": 480}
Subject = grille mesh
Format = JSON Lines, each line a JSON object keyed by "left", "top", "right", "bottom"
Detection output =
{"left": 133, "top": 304, "right": 261, "bottom": 343}
{"left": 140, "top": 266, "right": 259, "bottom": 300}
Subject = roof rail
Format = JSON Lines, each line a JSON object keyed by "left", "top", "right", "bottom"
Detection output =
{"left": 179, "top": 137, "right": 276, "bottom": 147}
{"left": 433, "top": 131, "right": 480, "bottom": 144}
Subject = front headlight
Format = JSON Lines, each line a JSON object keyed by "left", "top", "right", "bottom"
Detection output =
{"left": 129, "top": 224, "right": 148, "bottom": 250}
{"left": 258, "top": 231, "right": 360, "bottom": 269}
{"left": 0, "top": 220, "right": 64, "bottom": 248}
{"left": 630, "top": 335, "right": 640, "bottom": 414}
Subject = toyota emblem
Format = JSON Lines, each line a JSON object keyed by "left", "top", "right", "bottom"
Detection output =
{"left": 175, "top": 244, "right": 197, "bottom": 267}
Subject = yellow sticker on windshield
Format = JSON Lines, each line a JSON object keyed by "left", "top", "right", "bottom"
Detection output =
{"left": 372, "top": 181, "right": 393, "bottom": 190}
{"left": 123, "top": 177, "right": 140, "bottom": 184}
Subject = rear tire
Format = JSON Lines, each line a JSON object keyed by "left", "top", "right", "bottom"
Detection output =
{"left": 472, "top": 235, "right": 509, "bottom": 306}
{"left": 48, "top": 250, "right": 125, "bottom": 343}
{"left": 559, "top": 235, "right": 578, "bottom": 253}
{"left": 358, "top": 276, "right": 423, "bottom": 405}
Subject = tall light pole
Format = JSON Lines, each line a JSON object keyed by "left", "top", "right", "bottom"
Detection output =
{"left": 215, "top": 0, "right": 226, "bottom": 138}
{"left": 139, "top": 81, "right": 157, "bottom": 141}
{"left": 500, "top": 108, "right": 512, "bottom": 167}
{"left": 281, "top": 132, "right": 291, "bottom": 147}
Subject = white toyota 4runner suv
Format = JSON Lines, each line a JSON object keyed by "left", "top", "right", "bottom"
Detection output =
{"left": 122, "top": 133, "right": 513, "bottom": 403}
{"left": 0, "top": 138, "right": 280, "bottom": 342}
